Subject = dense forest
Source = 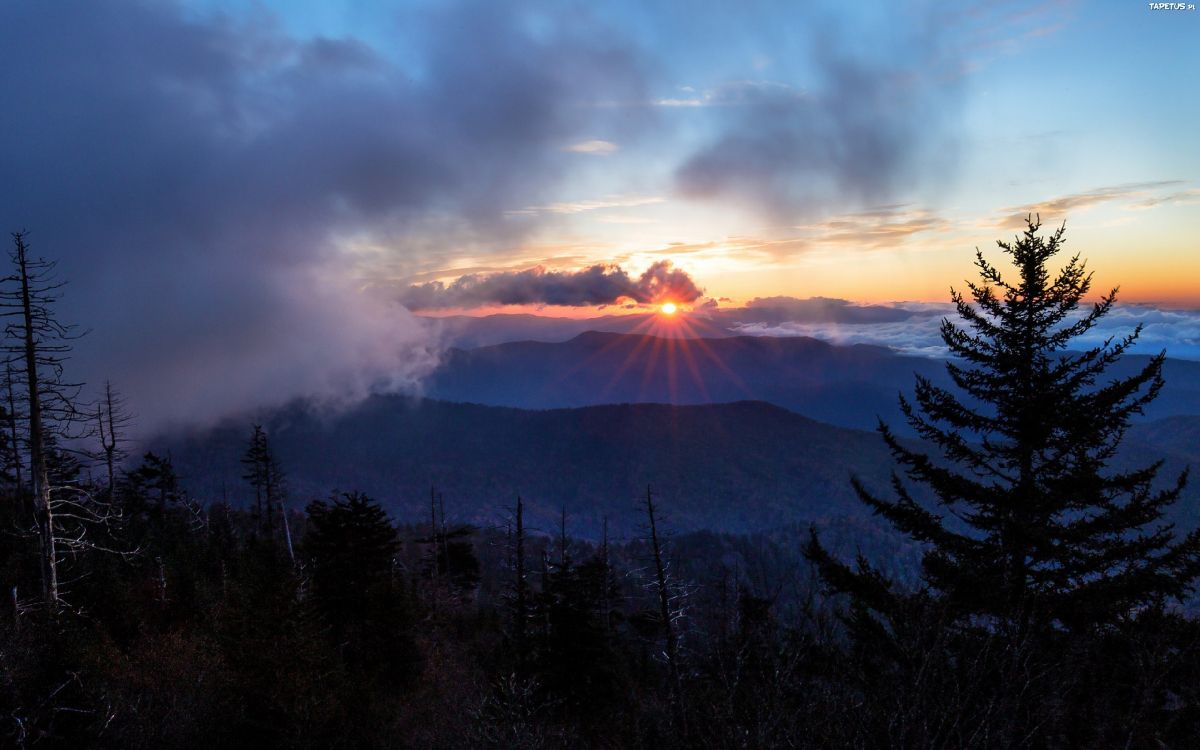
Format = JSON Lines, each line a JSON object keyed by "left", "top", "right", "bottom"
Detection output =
{"left": 3, "top": 221, "right": 1200, "bottom": 749}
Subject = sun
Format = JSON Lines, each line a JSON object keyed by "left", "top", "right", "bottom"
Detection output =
{"left": 660, "top": 301, "right": 677, "bottom": 316}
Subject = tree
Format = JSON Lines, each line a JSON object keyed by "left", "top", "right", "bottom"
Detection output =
{"left": 0, "top": 233, "right": 90, "bottom": 606}
{"left": 1, "top": 362, "right": 23, "bottom": 492}
{"left": 807, "top": 217, "right": 1200, "bottom": 636}
{"left": 504, "top": 495, "right": 532, "bottom": 672}
{"left": 534, "top": 512, "right": 624, "bottom": 714}
{"left": 240, "top": 424, "right": 286, "bottom": 543}
{"left": 799, "top": 219, "right": 1200, "bottom": 745}
{"left": 643, "top": 486, "right": 687, "bottom": 733}
{"left": 304, "top": 492, "right": 417, "bottom": 683}
{"left": 122, "top": 452, "right": 184, "bottom": 530}
{"left": 94, "top": 380, "right": 132, "bottom": 499}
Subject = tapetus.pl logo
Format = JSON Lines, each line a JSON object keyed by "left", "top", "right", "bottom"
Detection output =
{"left": 1147, "top": 2, "right": 1195, "bottom": 9}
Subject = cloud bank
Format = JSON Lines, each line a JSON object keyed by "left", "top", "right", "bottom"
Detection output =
{"left": 734, "top": 304, "right": 1200, "bottom": 361}
{"left": 0, "top": 0, "right": 650, "bottom": 432}
{"left": 400, "top": 261, "right": 703, "bottom": 309}
{"left": 741, "top": 296, "right": 928, "bottom": 324}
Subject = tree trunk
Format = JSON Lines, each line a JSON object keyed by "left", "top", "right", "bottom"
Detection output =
{"left": 514, "top": 495, "right": 528, "bottom": 672}
{"left": 5, "top": 363, "right": 21, "bottom": 495}
{"left": 646, "top": 486, "right": 686, "bottom": 734}
{"left": 15, "top": 237, "right": 57, "bottom": 606}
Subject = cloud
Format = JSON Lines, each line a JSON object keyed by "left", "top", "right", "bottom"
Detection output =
{"left": 795, "top": 205, "right": 951, "bottom": 248}
{"left": 668, "top": 1, "right": 1080, "bottom": 224}
{"left": 654, "top": 79, "right": 802, "bottom": 109}
{"left": 399, "top": 261, "right": 703, "bottom": 309}
{"left": 990, "top": 181, "right": 1187, "bottom": 228}
{"left": 1126, "top": 188, "right": 1200, "bottom": 211}
{"left": 673, "top": 15, "right": 965, "bottom": 221}
{"left": 733, "top": 303, "right": 1200, "bottom": 361}
{"left": 507, "top": 195, "right": 664, "bottom": 217}
{"left": 732, "top": 310, "right": 953, "bottom": 358}
{"left": 740, "top": 296, "right": 934, "bottom": 324}
{"left": 0, "top": 0, "right": 650, "bottom": 432}
{"left": 565, "top": 139, "right": 619, "bottom": 154}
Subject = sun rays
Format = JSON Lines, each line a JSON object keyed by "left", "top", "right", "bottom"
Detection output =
{"left": 534, "top": 305, "right": 754, "bottom": 410}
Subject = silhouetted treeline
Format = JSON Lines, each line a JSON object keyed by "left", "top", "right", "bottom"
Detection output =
{"left": 3, "top": 462, "right": 1198, "bottom": 748}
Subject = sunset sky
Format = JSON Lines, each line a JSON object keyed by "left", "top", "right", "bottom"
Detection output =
{"left": 193, "top": 0, "right": 1199, "bottom": 307}
{"left": 1, "top": 0, "right": 1197, "bottom": 425}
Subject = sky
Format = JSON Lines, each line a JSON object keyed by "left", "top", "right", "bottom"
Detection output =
{"left": 0, "top": 0, "right": 1197, "bottom": 428}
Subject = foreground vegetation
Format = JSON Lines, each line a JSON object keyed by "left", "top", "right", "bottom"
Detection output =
{"left": 2, "top": 221, "right": 1200, "bottom": 748}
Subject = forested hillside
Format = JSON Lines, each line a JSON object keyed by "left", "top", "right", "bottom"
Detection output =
{"left": 156, "top": 397, "right": 1200, "bottom": 539}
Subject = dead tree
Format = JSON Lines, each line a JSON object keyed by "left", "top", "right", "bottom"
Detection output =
{"left": 644, "top": 485, "right": 687, "bottom": 733}
{"left": 94, "top": 379, "right": 132, "bottom": 499}
{"left": 0, "top": 232, "right": 88, "bottom": 607}
{"left": 280, "top": 498, "right": 296, "bottom": 565}
{"left": 503, "top": 495, "right": 531, "bottom": 672}
{"left": 428, "top": 484, "right": 441, "bottom": 614}
{"left": 600, "top": 515, "right": 613, "bottom": 635}
{"left": 3, "top": 362, "right": 23, "bottom": 494}
{"left": 557, "top": 505, "right": 569, "bottom": 570}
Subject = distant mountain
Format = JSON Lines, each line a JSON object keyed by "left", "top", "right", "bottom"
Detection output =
{"left": 419, "top": 300, "right": 930, "bottom": 349}
{"left": 1128, "top": 415, "right": 1200, "bottom": 466}
{"left": 158, "top": 398, "right": 901, "bottom": 538}
{"left": 424, "top": 331, "right": 1200, "bottom": 431}
{"left": 156, "top": 398, "right": 1200, "bottom": 541}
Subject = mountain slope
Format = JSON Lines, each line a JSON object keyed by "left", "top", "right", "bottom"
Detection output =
{"left": 425, "top": 331, "right": 1200, "bottom": 431}
{"left": 157, "top": 398, "right": 1200, "bottom": 540}
{"left": 159, "top": 398, "right": 902, "bottom": 537}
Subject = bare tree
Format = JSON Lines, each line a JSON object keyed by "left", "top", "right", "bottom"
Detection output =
{"left": 428, "top": 484, "right": 441, "bottom": 614}
{"left": 511, "top": 495, "right": 530, "bottom": 671}
{"left": 643, "top": 486, "right": 688, "bottom": 733}
{"left": 0, "top": 232, "right": 89, "bottom": 606}
{"left": 94, "top": 379, "right": 132, "bottom": 498}
{"left": 0, "top": 234, "right": 131, "bottom": 613}
{"left": 2, "top": 361, "right": 23, "bottom": 494}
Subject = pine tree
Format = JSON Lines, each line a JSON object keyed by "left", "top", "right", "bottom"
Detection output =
{"left": 535, "top": 511, "right": 623, "bottom": 713}
{"left": 807, "top": 218, "right": 1200, "bottom": 637}
{"left": 304, "top": 491, "right": 417, "bottom": 683}
{"left": 240, "top": 424, "right": 285, "bottom": 539}
{"left": 123, "top": 452, "right": 183, "bottom": 526}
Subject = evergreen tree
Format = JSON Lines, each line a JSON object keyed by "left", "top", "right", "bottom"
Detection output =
{"left": 807, "top": 218, "right": 1200, "bottom": 636}
{"left": 241, "top": 424, "right": 285, "bottom": 539}
{"left": 535, "top": 541, "right": 624, "bottom": 714}
{"left": 304, "top": 492, "right": 417, "bottom": 684}
{"left": 125, "top": 452, "right": 182, "bottom": 516}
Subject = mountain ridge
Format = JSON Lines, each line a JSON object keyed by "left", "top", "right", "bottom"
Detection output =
{"left": 425, "top": 330, "right": 1200, "bottom": 431}
{"left": 155, "top": 395, "right": 1200, "bottom": 541}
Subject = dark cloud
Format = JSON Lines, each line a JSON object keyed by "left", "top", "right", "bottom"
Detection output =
{"left": 400, "top": 261, "right": 703, "bottom": 309}
{"left": 739, "top": 296, "right": 927, "bottom": 325}
{"left": 0, "top": 0, "right": 650, "bottom": 431}
{"left": 674, "top": 13, "right": 963, "bottom": 221}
